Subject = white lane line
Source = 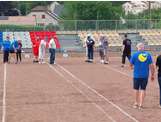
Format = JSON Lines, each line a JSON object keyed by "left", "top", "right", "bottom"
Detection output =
{"left": 103, "top": 65, "right": 132, "bottom": 77}
{"left": 57, "top": 64, "right": 139, "bottom": 122}
{"left": 2, "top": 63, "right": 7, "bottom": 122}
{"left": 47, "top": 64, "right": 116, "bottom": 122}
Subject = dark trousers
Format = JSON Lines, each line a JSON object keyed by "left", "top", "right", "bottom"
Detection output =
{"left": 88, "top": 47, "right": 94, "bottom": 60}
{"left": 3, "top": 50, "right": 9, "bottom": 63}
{"left": 16, "top": 50, "right": 21, "bottom": 62}
{"left": 158, "top": 77, "right": 161, "bottom": 105}
{"left": 49, "top": 48, "right": 55, "bottom": 64}
{"left": 122, "top": 53, "right": 131, "bottom": 64}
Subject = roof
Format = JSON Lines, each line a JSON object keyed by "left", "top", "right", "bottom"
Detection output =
{"left": 31, "top": 6, "right": 48, "bottom": 12}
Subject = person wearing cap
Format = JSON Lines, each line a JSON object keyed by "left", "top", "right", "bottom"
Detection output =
{"left": 2, "top": 36, "right": 11, "bottom": 63}
{"left": 121, "top": 34, "right": 132, "bottom": 67}
{"left": 130, "top": 43, "right": 155, "bottom": 109}
{"left": 85, "top": 34, "right": 95, "bottom": 63}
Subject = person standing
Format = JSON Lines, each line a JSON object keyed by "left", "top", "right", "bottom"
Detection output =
{"left": 121, "top": 34, "right": 132, "bottom": 67}
{"left": 156, "top": 55, "right": 161, "bottom": 108}
{"left": 9, "top": 39, "right": 17, "bottom": 63}
{"left": 85, "top": 34, "right": 95, "bottom": 63}
{"left": 99, "top": 34, "right": 109, "bottom": 64}
{"left": 130, "top": 43, "right": 155, "bottom": 109}
{"left": 49, "top": 37, "right": 56, "bottom": 64}
{"left": 2, "top": 36, "right": 11, "bottom": 63}
{"left": 32, "top": 37, "right": 40, "bottom": 63}
{"left": 16, "top": 40, "right": 22, "bottom": 64}
{"left": 39, "top": 39, "right": 46, "bottom": 64}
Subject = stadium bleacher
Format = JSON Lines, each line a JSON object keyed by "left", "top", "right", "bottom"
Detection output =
{"left": 0, "top": 31, "right": 60, "bottom": 49}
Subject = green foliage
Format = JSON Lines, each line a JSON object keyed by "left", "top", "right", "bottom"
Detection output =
{"left": 0, "top": 24, "right": 44, "bottom": 31}
{"left": 61, "top": 1, "right": 124, "bottom": 20}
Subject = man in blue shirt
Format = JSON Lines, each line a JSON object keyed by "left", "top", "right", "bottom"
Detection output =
{"left": 130, "top": 43, "right": 155, "bottom": 109}
{"left": 2, "top": 36, "right": 11, "bottom": 63}
{"left": 10, "top": 38, "right": 18, "bottom": 63}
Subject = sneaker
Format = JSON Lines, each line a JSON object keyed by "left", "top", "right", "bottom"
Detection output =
{"left": 42, "top": 61, "right": 45, "bottom": 64}
{"left": 100, "top": 60, "right": 104, "bottom": 64}
{"left": 121, "top": 64, "right": 124, "bottom": 68}
{"left": 138, "top": 105, "right": 143, "bottom": 110}
{"left": 132, "top": 103, "right": 138, "bottom": 109}
{"left": 85, "top": 60, "right": 89, "bottom": 62}
{"left": 159, "top": 105, "right": 161, "bottom": 108}
{"left": 104, "top": 61, "right": 109, "bottom": 64}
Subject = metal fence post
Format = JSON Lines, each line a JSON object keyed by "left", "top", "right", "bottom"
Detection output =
{"left": 96, "top": 20, "right": 98, "bottom": 31}
{"left": 75, "top": 20, "right": 77, "bottom": 31}
{"left": 115, "top": 20, "right": 118, "bottom": 31}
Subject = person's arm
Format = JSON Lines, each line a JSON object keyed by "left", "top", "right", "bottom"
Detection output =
{"left": 129, "top": 54, "right": 134, "bottom": 70}
{"left": 150, "top": 63, "right": 155, "bottom": 81}
{"left": 149, "top": 54, "right": 155, "bottom": 81}
{"left": 122, "top": 40, "right": 125, "bottom": 53}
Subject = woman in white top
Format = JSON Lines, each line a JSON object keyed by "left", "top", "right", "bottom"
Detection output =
{"left": 49, "top": 38, "right": 56, "bottom": 64}
{"left": 39, "top": 39, "right": 46, "bottom": 64}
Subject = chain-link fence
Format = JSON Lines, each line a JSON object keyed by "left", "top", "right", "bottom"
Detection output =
{"left": 58, "top": 19, "right": 161, "bottom": 31}
{"left": 0, "top": 19, "right": 161, "bottom": 31}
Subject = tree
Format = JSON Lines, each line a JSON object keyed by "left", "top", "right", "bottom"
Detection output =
{"left": 61, "top": 1, "right": 124, "bottom": 20}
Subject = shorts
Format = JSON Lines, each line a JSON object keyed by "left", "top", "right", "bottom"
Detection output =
{"left": 10, "top": 50, "right": 15, "bottom": 53}
{"left": 99, "top": 49, "right": 104, "bottom": 57}
{"left": 133, "top": 78, "right": 148, "bottom": 90}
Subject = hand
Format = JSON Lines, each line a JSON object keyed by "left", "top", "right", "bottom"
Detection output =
{"left": 151, "top": 75, "right": 155, "bottom": 81}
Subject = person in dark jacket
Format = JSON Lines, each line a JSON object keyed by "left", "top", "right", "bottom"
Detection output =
{"left": 16, "top": 40, "right": 22, "bottom": 64}
{"left": 121, "top": 34, "right": 132, "bottom": 67}
{"left": 2, "top": 36, "right": 11, "bottom": 63}
{"left": 85, "top": 35, "right": 95, "bottom": 63}
{"left": 156, "top": 55, "right": 161, "bottom": 108}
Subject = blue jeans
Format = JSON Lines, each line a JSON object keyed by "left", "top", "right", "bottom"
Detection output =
{"left": 158, "top": 77, "right": 161, "bottom": 105}
{"left": 87, "top": 47, "right": 94, "bottom": 60}
{"left": 49, "top": 48, "right": 55, "bottom": 64}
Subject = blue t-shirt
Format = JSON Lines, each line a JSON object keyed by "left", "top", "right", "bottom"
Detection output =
{"left": 10, "top": 41, "right": 15, "bottom": 51}
{"left": 130, "top": 51, "right": 153, "bottom": 78}
{"left": 3, "top": 40, "right": 11, "bottom": 51}
{"left": 13, "top": 40, "right": 18, "bottom": 49}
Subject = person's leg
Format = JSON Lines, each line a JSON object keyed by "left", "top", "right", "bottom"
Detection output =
{"left": 104, "top": 48, "right": 109, "bottom": 64}
{"left": 50, "top": 49, "right": 54, "bottom": 64}
{"left": 133, "top": 78, "right": 140, "bottom": 108}
{"left": 138, "top": 78, "right": 148, "bottom": 109}
{"left": 49, "top": 49, "right": 52, "bottom": 64}
{"left": 16, "top": 52, "right": 18, "bottom": 63}
{"left": 139, "top": 90, "right": 146, "bottom": 108}
{"left": 14, "top": 52, "right": 16, "bottom": 63}
{"left": 53, "top": 49, "right": 55, "bottom": 63}
{"left": 158, "top": 77, "right": 161, "bottom": 106}
{"left": 19, "top": 51, "right": 22, "bottom": 62}
{"left": 127, "top": 53, "right": 131, "bottom": 61}
{"left": 87, "top": 48, "right": 91, "bottom": 60}
{"left": 121, "top": 54, "right": 126, "bottom": 67}
{"left": 99, "top": 50, "right": 104, "bottom": 63}
{"left": 134, "top": 90, "right": 139, "bottom": 108}
{"left": 6, "top": 51, "right": 9, "bottom": 63}
{"left": 91, "top": 47, "right": 94, "bottom": 61}
{"left": 3, "top": 51, "right": 6, "bottom": 63}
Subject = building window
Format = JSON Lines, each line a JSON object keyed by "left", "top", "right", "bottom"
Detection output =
{"left": 38, "top": 23, "right": 45, "bottom": 26}
{"left": 42, "top": 15, "right": 45, "bottom": 19}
